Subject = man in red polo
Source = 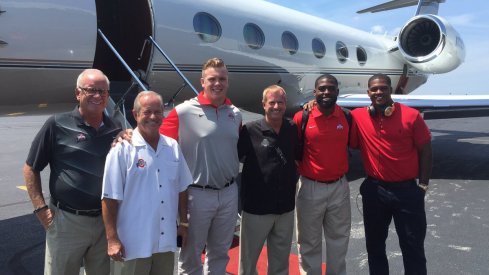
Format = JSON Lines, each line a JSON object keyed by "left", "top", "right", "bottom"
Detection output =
{"left": 350, "top": 74, "right": 432, "bottom": 275}
{"left": 293, "top": 74, "right": 351, "bottom": 275}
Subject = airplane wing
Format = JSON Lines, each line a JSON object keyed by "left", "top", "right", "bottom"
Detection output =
{"left": 357, "top": 0, "right": 418, "bottom": 14}
{"left": 337, "top": 94, "right": 489, "bottom": 119}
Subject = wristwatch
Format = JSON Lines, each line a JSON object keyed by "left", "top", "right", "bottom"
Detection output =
{"left": 33, "top": 205, "right": 48, "bottom": 214}
{"left": 417, "top": 183, "right": 429, "bottom": 192}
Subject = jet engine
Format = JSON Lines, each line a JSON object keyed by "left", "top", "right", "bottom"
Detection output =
{"left": 398, "top": 14, "right": 465, "bottom": 73}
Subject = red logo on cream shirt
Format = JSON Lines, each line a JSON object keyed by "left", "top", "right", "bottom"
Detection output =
{"left": 137, "top": 159, "right": 146, "bottom": 168}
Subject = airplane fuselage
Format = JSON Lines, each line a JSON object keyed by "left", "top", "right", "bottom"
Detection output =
{"left": 2, "top": 0, "right": 464, "bottom": 114}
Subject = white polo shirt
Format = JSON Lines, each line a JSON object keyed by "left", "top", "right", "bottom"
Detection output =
{"left": 102, "top": 128, "right": 192, "bottom": 260}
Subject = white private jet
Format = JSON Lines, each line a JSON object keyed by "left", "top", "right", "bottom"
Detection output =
{"left": 1, "top": 0, "right": 488, "bottom": 120}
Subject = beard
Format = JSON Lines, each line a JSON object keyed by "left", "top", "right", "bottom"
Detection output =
{"left": 316, "top": 95, "right": 337, "bottom": 109}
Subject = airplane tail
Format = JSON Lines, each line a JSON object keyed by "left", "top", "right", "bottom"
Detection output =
{"left": 357, "top": 0, "right": 445, "bottom": 15}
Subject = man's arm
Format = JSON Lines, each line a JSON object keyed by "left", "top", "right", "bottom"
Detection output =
{"left": 348, "top": 112, "right": 360, "bottom": 149}
{"left": 237, "top": 125, "right": 251, "bottom": 161}
{"left": 23, "top": 164, "right": 54, "bottom": 230}
{"left": 302, "top": 99, "right": 316, "bottom": 111}
{"left": 417, "top": 141, "right": 433, "bottom": 189}
{"left": 177, "top": 190, "right": 189, "bottom": 247}
{"left": 102, "top": 198, "right": 125, "bottom": 261}
{"left": 160, "top": 109, "right": 179, "bottom": 140}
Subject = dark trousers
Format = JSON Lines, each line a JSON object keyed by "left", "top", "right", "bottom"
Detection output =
{"left": 360, "top": 177, "right": 427, "bottom": 275}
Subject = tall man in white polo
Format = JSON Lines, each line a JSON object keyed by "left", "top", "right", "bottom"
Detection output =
{"left": 102, "top": 91, "right": 192, "bottom": 275}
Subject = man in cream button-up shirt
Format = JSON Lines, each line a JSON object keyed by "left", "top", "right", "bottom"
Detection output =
{"left": 102, "top": 91, "right": 192, "bottom": 275}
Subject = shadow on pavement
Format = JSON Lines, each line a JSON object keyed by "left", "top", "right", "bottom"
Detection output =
{"left": 0, "top": 214, "right": 45, "bottom": 275}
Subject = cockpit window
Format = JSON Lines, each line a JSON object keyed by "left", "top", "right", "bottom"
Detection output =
{"left": 243, "top": 23, "right": 265, "bottom": 49}
{"left": 193, "top": 12, "right": 221, "bottom": 43}
{"left": 336, "top": 41, "right": 348, "bottom": 63}
{"left": 312, "top": 38, "right": 326, "bottom": 59}
{"left": 282, "top": 31, "right": 299, "bottom": 55}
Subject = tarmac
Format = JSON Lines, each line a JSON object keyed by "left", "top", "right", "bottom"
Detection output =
{"left": 0, "top": 104, "right": 488, "bottom": 274}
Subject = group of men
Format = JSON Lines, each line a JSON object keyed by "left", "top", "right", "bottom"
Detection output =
{"left": 24, "top": 57, "right": 432, "bottom": 275}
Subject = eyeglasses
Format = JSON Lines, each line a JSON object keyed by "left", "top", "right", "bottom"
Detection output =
{"left": 78, "top": 87, "right": 109, "bottom": 96}
{"left": 316, "top": 85, "right": 337, "bottom": 93}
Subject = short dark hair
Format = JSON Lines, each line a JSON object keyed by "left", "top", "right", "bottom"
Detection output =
{"left": 368, "top": 74, "right": 391, "bottom": 87}
{"left": 315, "top": 74, "right": 338, "bottom": 88}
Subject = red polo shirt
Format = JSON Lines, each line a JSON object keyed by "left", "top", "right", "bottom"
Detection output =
{"left": 350, "top": 102, "right": 431, "bottom": 182}
{"left": 293, "top": 105, "right": 349, "bottom": 181}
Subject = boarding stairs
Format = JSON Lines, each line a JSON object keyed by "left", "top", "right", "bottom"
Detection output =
{"left": 97, "top": 29, "right": 199, "bottom": 129}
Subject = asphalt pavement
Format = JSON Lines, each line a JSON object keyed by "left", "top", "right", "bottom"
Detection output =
{"left": 1, "top": 105, "right": 488, "bottom": 274}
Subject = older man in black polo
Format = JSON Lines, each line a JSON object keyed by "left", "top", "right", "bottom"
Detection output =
{"left": 23, "top": 69, "right": 122, "bottom": 275}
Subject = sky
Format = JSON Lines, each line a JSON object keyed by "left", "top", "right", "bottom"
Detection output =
{"left": 266, "top": 0, "right": 489, "bottom": 95}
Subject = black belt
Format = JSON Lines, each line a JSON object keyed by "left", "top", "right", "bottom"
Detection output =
{"left": 303, "top": 175, "right": 343, "bottom": 184}
{"left": 189, "top": 178, "right": 235, "bottom": 191}
{"left": 51, "top": 198, "right": 101, "bottom": 217}
{"left": 367, "top": 176, "right": 415, "bottom": 188}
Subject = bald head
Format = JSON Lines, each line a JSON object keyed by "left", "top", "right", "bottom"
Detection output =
{"left": 77, "top": 69, "right": 110, "bottom": 89}
{"left": 133, "top": 91, "right": 164, "bottom": 113}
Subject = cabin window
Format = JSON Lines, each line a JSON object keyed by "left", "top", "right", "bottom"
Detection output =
{"left": 193, "top": 12, "right": 221, "bottom": 43}
{"left": 336, "top": 41, "right": 348, "bottom": 63}
{"left": 243, "top": 23, "right": 265, "bottom": 49}
{"left": 357, "top": 46, "right": 367, "bottom": 65}
{"left": 282, "top": 31, "right": 299, "bottom": 55}
{"left": 312, "top": 38, "right": 326, "bottom": 59}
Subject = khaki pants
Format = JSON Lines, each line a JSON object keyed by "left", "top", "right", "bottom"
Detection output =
{"left": 111, "top": 252, "right": 174, "bottom": 275}
{"left": 238, "top": 210, "right": 294, "bottom": 275}
{"left": 295, "top": 176, "right": 351, "bottom": 275}
{"left": 45, "top": 205, "right": 109, "bottom": 275}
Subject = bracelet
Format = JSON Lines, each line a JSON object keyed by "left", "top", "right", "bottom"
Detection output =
{"left": 417, "top": 183, "right": 429, "bottom": 192}
{"left": 179, "top": 222, "right": 189, "bottom": 228}
{"left": 33, "top": 205, "right": 48, "bottom": 214}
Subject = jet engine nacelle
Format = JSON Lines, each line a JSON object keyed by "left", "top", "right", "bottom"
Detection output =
{"left": 398, "top": 14, "right": 465, "bottom": 74}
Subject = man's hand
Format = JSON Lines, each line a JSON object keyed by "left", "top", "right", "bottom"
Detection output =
{"left": 111, "top": 129, "right": 133, "bottom": 147}
{"left": 35, "top": 207, "right": 55, "bottom": 230}
{"left": 107, "top": 238, "right": 125, "bottom": 262}
{"left": 177, "top": 224, "right": 189, "bottom": 248}
{"left": 302, "top": 99, "right": 316, "bottom": 111}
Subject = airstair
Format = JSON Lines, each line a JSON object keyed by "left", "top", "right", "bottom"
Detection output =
{"left": 96, "top": 29, "right": 199, "bottom": 129}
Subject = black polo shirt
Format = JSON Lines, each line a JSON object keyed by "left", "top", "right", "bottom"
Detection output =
{"left": 26, "top": 107, "right": 122, "bottom": 210}
{"left": 238, "top": 118, "right": 299, "bottom": 215}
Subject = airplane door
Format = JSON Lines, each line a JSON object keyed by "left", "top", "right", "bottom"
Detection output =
{"left": 93, "top": 0, "right": 154, "bottom": 84}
